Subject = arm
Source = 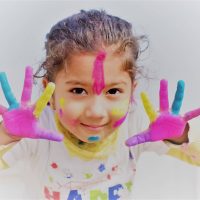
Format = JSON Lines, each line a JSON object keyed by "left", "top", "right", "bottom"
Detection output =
{"left": 167, "top": 142, "right": 200, "bottom": 166}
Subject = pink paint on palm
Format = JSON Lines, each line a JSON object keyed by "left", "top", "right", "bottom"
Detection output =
{"left": 113, "top": 112, "right": 128, "bottom": 128}
{"left": 184, "top": 108, "right": 200, "bottom": 121}
{"left": 1, "top": 66, "right": 63, "bottom": 141}
{"left": 21, "top": 66, "right": 33, "bottom": 105}
{"left": 159, "top": 79, "right": 169, "bottom": 112}
{"left": 3, "top": 108, "right": 63, "bottom": 141}
{"left": 126, "top": 79, "right": 200, "bottom": 147}
{"left": 92, "top": 52, "right": 106, "bottom": 95}
{"left": 126, "top": 112, "right": 186, "bottom": 147}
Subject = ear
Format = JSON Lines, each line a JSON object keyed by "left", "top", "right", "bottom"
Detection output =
{"left": 42, "top": 77, "right": 49, "bottom": 88}
{"left": 129, "top": 81, "right": 137, "bottom": 105}
{"left": 131, "top": 81, "right": 137, "bottom": 93}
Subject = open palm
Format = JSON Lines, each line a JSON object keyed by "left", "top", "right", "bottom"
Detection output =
{"left": 0, "top": 66, "right": 63, "bottom": 141}
{"left": 126, "top": 79, "right": 200, "bottom": 147}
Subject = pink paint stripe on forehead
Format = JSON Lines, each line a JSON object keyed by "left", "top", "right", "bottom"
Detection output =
{"left": 92, "top": 51, "right": 106, "bottom": 95}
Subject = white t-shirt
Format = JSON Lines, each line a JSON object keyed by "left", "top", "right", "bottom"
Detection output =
{"left": 1, "top": 104, "right": 170, "bottom": 200}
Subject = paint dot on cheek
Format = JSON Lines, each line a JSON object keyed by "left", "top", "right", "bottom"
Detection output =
{"left": 59, "top": 98, "right": 65, "bottom": 108}
{"left": 69, "top": 119, "right": 78, "bottom": 126}
{"left": 59, "top": 109, "right": 63, "bottom": 117}
{"left": 111, "top": 108, "right": 124, "bottom": 118}
{"left": 58, "top": 98, "right": 65, "bottom": 117}
{"left": 87, "top": 136, "right": 101, "bottom": 142}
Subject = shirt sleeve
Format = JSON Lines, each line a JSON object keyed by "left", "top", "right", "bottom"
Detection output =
{"left": 167, "top": 142, "right": 200, "bottom": 166}
{"left": 1, "top": 138, "right": 39, "bottom": 168}
{"left": 0, "top": 142, "right": 17, "bottom": 169}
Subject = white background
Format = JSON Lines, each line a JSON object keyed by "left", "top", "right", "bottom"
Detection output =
{"left": 0, "top": 1, "right": 200, "bottom": 199}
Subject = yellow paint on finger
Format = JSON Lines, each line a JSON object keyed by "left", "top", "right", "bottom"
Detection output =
{"left": 141, "top": 92, "right": 157, "bottom": 122}
{"left": 33, "top": 82, "right": 55, "bottom": 118}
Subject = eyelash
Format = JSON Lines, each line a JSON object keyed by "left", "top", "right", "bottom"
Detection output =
{"left": 70, "top": 88, "right": 87, "bottom": 95}
{"left": 106, "top": 88, "right": 121, "bottom": 95}
{"left": 69, "top": 88, "right": 122, "bottom": 95}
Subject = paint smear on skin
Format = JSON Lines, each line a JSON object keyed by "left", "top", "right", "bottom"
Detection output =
{"left": 113, "top": 112, "right": 128, "bottom": 128}
{"left": 69, "top": 119, "right": 78, "bottom": 126}
{"left": 92, "top": 52, "right": 106, "bottom": 95}
{"left": 111, "top": 100, "right": 129, "bottom": 118}
{"left": 59, "top": 98, "right": 65, "bottom": 117}
{"left": 88, "top": 135, "right": 101, "bottom": 142}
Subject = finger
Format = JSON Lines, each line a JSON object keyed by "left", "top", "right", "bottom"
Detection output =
{"left": 141, "top": 92, "right": 157, "bottom": 122}
{"left": 125, "top": 130, "right": 151, "bottom": 147}
{"left": 33, "top": 82, "right": 55, "bottom": 118}
{"left": 159, "top": 79, "right": 169, "bottom": 112}
{"left": 171, "top": 80, "right": 185, "bottom": 115}
{"left": 0, "top": 72, "right": 19, "bottom": 110}
{"left": 35, "top": 127, "right": 63, "bottom": 141}
{"left": 0, "top": 105, "right": 7, "bottom": 115}
{"left": 21, "top": 66, "right": 33, "bottom": 105}
{"left": 183, "top": 108, "right": 200, "bottom": 121}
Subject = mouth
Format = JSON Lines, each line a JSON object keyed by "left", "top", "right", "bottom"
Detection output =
{"left": 80, "top": 123, "right": 107, "bottom": 131}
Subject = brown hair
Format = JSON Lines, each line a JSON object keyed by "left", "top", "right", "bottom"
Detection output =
{"left": 34, "top": 9, "right": 148, "bottom": 82}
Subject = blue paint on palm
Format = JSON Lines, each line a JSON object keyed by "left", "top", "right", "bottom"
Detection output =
{"left": 172, "top": 80, "right": 185, "bottom": 115}
{"left": 88, "top": 136, "right": 100, "bottom": 142}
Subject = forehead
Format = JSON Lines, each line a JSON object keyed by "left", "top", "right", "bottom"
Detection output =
{"left": 60, "top": 52, "right": 130, "bottom": 83}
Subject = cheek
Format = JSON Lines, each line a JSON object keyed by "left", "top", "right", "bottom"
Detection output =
{"left": 110, "top": 100, "right": 130, "bottom": 128}
{"left": 110, "top": 100, "right": 129, "bottom": 118}
{"left": 56, "top": 99, "right": 81, "bottom": 127}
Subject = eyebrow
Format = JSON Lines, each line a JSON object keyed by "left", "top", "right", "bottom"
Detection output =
{"left": 65, "top": 80, "right": 127, "bottom": 86}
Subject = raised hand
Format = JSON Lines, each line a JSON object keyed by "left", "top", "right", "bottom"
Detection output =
{"left": 0, "top": 66, "right": 63, "bottom": 141}
{"left": 126, "top": 79, "right": 200, "bottom": 147}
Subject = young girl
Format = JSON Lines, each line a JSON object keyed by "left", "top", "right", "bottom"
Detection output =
{"left": 0, "top": 9, "right": 199, "bottom": 199}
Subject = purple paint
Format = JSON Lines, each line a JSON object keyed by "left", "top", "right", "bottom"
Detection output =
{"left": 98, "top": 164, "right": 105, "bottom": 172}
{"left": 92, "top": 51, "right": 106, "bottom": 95}
{"left": 59, "top": 108, "right": 63, "bottom": 117}
{"left": 113, "top": 112, "right": 128, "bottom": 128}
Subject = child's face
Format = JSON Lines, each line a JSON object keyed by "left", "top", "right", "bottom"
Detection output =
{"left": 52, "top": 51, "right": 136, "bottom": 143}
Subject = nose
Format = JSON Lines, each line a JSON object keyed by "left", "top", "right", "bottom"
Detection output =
{"left": 85, "top": 96, "right": 107, "bottom": 119}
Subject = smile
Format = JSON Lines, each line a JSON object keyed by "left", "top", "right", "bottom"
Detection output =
{"left": 81, "top": 123, "right": 106, "bottom": 131}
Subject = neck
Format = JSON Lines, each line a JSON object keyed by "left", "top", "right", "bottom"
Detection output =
{"left": 54, "top": 114, "right": 119, "bottom": 160}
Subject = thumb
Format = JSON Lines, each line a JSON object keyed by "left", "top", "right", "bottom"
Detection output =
{"left": 125, "top": 130, "right": 151, "bottom": 147}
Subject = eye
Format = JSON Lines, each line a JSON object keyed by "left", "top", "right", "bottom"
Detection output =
{"left": 107, "top": 88, "right": 121, "bottom": 95}
{"left": 70, "top": 88, "right": 87, "bottom": 95}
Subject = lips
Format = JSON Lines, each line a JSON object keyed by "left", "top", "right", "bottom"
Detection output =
{"left": 81, "top": 123, "right": 106, "bottom": 131}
